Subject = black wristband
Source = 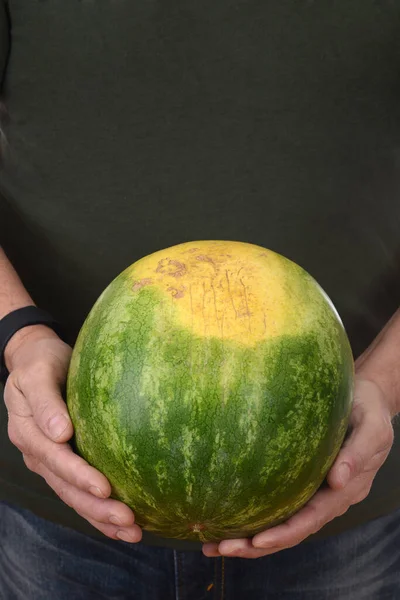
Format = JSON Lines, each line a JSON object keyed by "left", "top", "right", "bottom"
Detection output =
{"left": 0, "top": 306, "right": 65, "bottom": 383}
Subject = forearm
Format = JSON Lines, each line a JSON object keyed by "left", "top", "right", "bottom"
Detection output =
{"left": 0, "top": 247, "right": 55, "bottom": 370}
{"left": 356, "top": 308, "right": 400, "bottom": 418}
{"left": 0, "top": 247, "right": 34, "bottom": 318}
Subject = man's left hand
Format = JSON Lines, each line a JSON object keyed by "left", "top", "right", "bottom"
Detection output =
{"left": 203, "top": 377, "right": 394, "bottom": 559}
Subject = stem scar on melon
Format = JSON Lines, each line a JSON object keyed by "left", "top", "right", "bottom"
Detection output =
{"left": 190, "top": 523, "right": 208, "bottom": 542}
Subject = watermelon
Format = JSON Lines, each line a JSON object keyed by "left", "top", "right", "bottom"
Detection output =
{"left": 66, "top": 240, "right": 353, "bottom": 542}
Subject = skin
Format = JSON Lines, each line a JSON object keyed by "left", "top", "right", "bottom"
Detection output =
{"left": 2, "top": 247, "right": 399, "bottom": 554}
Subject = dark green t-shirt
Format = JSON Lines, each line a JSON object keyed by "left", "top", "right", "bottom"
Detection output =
{"left": 1, "top": 0, "right": 400, "bottom": 551}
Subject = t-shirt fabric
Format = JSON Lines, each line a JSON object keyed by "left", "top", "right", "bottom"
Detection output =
{"left": 1, "top": 0, "right": 400, "bottom": 552}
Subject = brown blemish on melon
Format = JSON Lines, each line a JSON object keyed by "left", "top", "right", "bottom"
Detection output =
{"left": 156, "top": 258, "right": 187, "bottom": 278}
{"left": 196, "top": 255, "right": 218, "bottom": 274}
{"left": 196, "top": 255, "right": 214, "bottom": 263}
{"left": 167, "top": 286, "right": 186, "bottom": 299}
{"left": 132, "top": 278, "right": 153, "bottom": 291}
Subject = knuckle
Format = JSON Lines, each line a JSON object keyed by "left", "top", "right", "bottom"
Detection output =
{"left": 35, "top": 400, "right": 58, "bottom": 426}
{"left": 284, "top": 540, "right": 302, "bottom": 551}
{"left": 353, "top": 490, "right": 368, "bottom": 504}
{"left": 369, "top": 426, "right": 394, "bottom": 468}
{"left": 42, "top": 445, "right": 70, "bottom": 476}
{"left": 58, "top": 487, "right": 73, "bottom": 508}
{"left": 310, "top": 516, "right": 326, "bottom": 536}
{"left": 23, "top": 453, "right": 37, "bottom": 471}
{"left": 19, "top": 360, "right": 52, "bottom": 389}
{"left": 352, "top": 483, "right": 372, "bottom": 505}
{"left": 335, "top": 504, "right": 349, "bottom": 518}
{"left": 74, "top": 507, "right": 87, "bottom": 521}
{"left": 350, "top": 451, "right": 365, "bottom": 475}
{"left": 16, "top": 366, "right": 35, "bottom": 390}
{"left": 3, "top": 377, "right": 21, "bottom": 410}
{"left": 41, "top": 450, "right": 57, "bottom": 472}
{"left": 31, "top": 359, "right": 52, "bottom": 379}
{"left": 76, "top": 463, "right": 95, "bottom": 488}
{"left": 7, "top": 421, "right": 22, "bottom": 450}
{"left": 380, "top": 425, "right": 394, "bottom": 451}
{"left": 300, "top": 504, "right": 326, "bottom": 536}
{"left": 3, "top": 389, "right": 12, "bottom": 411}
{"left": 64, "top": 456, "right": 94, "bottom": 489}
{"left": 4, "top": 370, "right": 20, "bottom": 395}
{"left": 374, "top": 445, "right": 391, "bottom": 465}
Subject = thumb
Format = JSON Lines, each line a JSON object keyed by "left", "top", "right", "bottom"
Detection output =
{"left": 328, "top": 379, "right": 393, "bottom": 490}
{"left": 23, "top": 369, "right": 74, "bottom": 442}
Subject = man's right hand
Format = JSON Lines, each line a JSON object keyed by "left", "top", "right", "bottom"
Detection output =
{"left": 4, "top": 325, "right": 142, "bottom": 543}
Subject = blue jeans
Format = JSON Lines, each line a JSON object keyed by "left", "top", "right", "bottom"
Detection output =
{"left": 1, "top": 501, "right": 400, "bottom": 599}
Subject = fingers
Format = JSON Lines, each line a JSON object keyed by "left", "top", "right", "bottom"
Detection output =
{"left": 10, "top": 413, "right": 111, "bottom": 498}
{"left": 214, "top": 482, "right": 349, "bottom": 557}
{"left": 202, "top": 543, "right": 221, "bottom": 557}
{"left": 203, "top": 487, "right": 342, "bottom": 557}
{"left": 249, "top": 381, "right": 394, "bottom": 554}
{"left": 4, "top": 339, "right": 141, "bottom": 542}
{"left": 85, "top": 518, "right": 142, "bottom": 543}
{"left": 24, "top": 455, "right": 141, "bottom": 543}
{"left": 251, "top": 486, "right": 348, "bottom": 552}
{"left": 204, "top": 378, "right": 396, "bottom": 560}
{"left": 6, "top": 368, "right": 111, "bottom": 497}
{"left": 203, "top": 539, "right": 269, "bottom": 559}
{"left": 7, "top": 365, "right": 74, "bottom": 442}
{"left": 328, "top": 380, "right": 394, "bottom": 491}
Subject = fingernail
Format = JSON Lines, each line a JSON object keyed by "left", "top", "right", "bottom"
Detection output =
{"left": 109, "top": 515, "right": 123, "bottom": 526}
{"left": 48, "top": 415, "right": 69, "bottom": 439}
{"left": 89, "top": 486, "right": 106, "bottom": 498}
{"left": 116, "top": 530, "right": 136, "bottom": 543}
{"left": 338, "top": 463, "right": 351, "bottom": 487}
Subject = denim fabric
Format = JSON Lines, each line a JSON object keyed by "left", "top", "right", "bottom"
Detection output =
{"left": 1, "top": 501, "right": 400, "bottom": 599}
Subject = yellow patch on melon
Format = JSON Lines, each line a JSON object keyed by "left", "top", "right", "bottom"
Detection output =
{"left": 125, "top": 240, "right": 313, "bottom": 345}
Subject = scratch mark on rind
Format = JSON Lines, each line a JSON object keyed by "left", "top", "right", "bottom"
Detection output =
{"left": 240, "top": 277, "right": 252, "bottom": 333}
{"left": 196, "top": 255, "right": 218, "bottom": 275}
{"left": 189, "top": 284, "right": 194, "bottom": 330}
{"left": 210, "top": 281, "right": 222, "bottom": 337}
{"left": 202, "top": 281, "right": 207, "bottom": 336}
{"left": 225, "top": 270, "right": 238, "bottom": 318}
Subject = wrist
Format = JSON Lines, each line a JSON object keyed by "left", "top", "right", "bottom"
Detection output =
{"left": 4, "top": 324, "right": 61, "bottom": 372}
{"left": 356, "top": 361, "right": 400, "bottom": 419}
{"left": 355, "top": 308, "right": 400, "bottom": 419}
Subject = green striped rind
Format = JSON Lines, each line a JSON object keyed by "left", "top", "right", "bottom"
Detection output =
{"left": 67, "top": 261, "right": 353, "bottom": 542}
